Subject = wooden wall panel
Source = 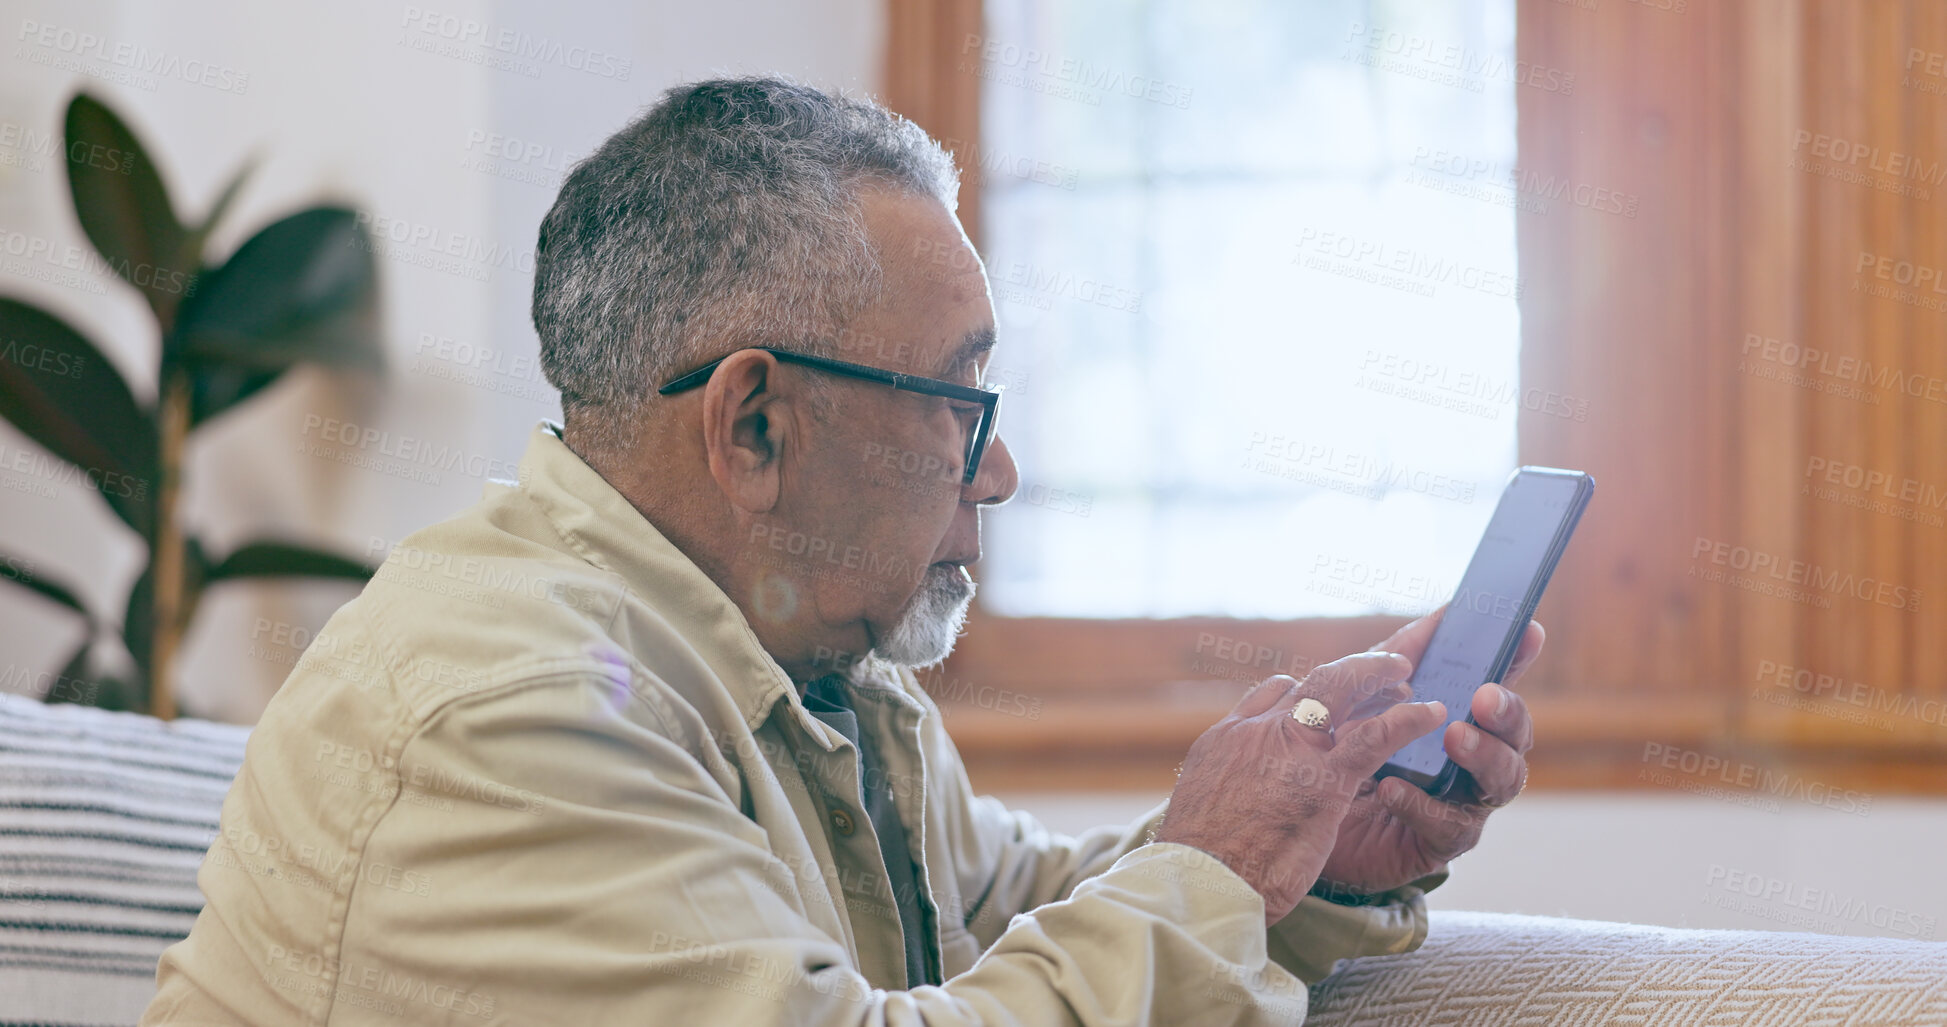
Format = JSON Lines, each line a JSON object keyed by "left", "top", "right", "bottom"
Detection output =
{"left": 1913, "top": 0, "right": 1947, "bottom": 695}
{"left": 881, "top": 0, "right": 985, "bottom": 248}
{"left": 1518, "top": 0, "right": 1947, "bottom": 785}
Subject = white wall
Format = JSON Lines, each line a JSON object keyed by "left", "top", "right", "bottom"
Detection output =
{"left": 0, "top": 0, "right": 881, "bottom": 721}
{"left": 1000, "top": 791, "right": 1947, "bottom": 942}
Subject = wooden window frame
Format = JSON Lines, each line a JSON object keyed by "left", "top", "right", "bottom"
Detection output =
{"left": 887, "top": 0, "right": 1947, "bottom": 796}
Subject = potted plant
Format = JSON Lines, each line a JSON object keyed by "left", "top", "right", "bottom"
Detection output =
{"left": 0, "top": 93, "right": 382, "bottom": 718}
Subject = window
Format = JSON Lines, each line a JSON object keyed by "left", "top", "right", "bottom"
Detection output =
{"left": 892, "top": 0, "right": 1947, "bottom": 799}
{"left": 975, "top": 0, "right": 1522, "bottom": 618}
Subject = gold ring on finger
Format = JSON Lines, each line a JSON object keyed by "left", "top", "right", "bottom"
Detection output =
{"left": 1291, "top": 697, "right": 1332, "bottom": 729}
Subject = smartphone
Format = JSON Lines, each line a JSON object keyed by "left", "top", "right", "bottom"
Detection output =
{"left": 1373, "top": 466, "right": 1594, "bottom": 798}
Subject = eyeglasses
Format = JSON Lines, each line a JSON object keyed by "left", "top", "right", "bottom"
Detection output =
{"left": 657, "top": 347, "right": 1002, "bottom": 487}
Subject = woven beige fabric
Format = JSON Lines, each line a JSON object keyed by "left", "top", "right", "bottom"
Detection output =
{"left": 1308, "top": 910, "right": 1947, "bottom": 1026}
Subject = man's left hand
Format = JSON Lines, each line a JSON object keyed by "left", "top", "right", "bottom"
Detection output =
{"left": 1310, "top": 608, "right": 1542, "bottom": 898}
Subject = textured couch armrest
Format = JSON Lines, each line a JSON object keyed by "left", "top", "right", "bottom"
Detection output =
{"left": 1305, "top": 910, "right": 1947, "bottom": 1026}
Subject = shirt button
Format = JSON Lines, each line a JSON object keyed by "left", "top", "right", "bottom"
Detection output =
{"left": 828, "top": 808, "right": 856, "bottom": 837}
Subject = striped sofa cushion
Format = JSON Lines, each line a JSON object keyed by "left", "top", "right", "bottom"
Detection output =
{"left": 0, "top": 692, "right": 246, "bottom": 1027}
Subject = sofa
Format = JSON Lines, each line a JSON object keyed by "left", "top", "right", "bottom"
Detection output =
{"left": 3, "top": 692, "right": 1944, "bottom": 1026}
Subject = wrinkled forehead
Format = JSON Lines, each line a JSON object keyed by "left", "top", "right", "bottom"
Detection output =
{"left": 858, "top": 188, "right": 996, "bottom": 380}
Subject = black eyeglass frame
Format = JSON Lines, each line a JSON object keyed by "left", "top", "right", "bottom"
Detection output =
{"left": 657, "top": 347, "right": 1002, "bottom": 486}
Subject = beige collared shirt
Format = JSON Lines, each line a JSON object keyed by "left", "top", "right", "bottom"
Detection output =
{"left": 144, "top": 422, "right": 1433, "bottom": 1025}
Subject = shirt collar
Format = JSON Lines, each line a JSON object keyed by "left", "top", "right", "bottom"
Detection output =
{"left": 513, "top": 421, "right": 802, "bottom": 731}
{"left": 512, "top": 421, "right": 927, "bottom": 735}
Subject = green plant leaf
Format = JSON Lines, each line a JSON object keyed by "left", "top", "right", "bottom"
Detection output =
{"left": 64, "top": 93, "right": 189, "bottom": 330}
{"left": 175, "top": 206, "right": 381, "bottom": 372}
{"left": 122, "top": 537, "right": 208, "bottom": 680}
{"left": 207, "top": 541, "right": 375, "bottom": 581}
{"left": 122, "top": 563, "right": 151, "bottom": 677}
{"left": 175, "top": 158, "right": 265, "bottom": 429}
{"left": 0, "top": 299, "right": 158, "bottom": 537}
{"left": 190, "top": 156, "right": 256, "bottom": 247}
{"left": 99, "top": 679, "right": 143, "bottom": 712}
{"left": 175, "top": 156, "right": 258, "bottom": 315}
{"left": 189, "top": 363, "right": 287, "bottom": 427}
{"left": 0, "top": 551, "right": 88, "bottom": 619}
{"left": 40, "top": 639, "right": 129, "bottom": 713}
{"left": 41, "top": 640, "right": 111, "bottom": 707}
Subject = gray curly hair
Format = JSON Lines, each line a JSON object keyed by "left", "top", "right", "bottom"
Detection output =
{"left": 531, "top": 76, "right": 961, "bottom": 452}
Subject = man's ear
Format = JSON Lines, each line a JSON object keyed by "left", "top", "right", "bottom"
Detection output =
{"left": 699, "top": 350, "right": 793, "bottom": 514}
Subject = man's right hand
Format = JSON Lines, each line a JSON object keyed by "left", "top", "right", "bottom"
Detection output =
{"left": 1154, "top": 653, "right": 1446, "bottom": 923}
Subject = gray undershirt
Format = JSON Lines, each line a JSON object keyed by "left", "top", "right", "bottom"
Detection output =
{"left": 801, "top": 674, "right": 938, "bottom": 988}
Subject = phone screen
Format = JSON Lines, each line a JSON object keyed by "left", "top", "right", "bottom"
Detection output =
{"left": 1382, "top": 468, "right": 1592, "bottom": 786}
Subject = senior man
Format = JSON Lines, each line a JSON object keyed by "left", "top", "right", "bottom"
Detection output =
{"left": 145, "top": 77, "right": 1540, "bottom": 1025}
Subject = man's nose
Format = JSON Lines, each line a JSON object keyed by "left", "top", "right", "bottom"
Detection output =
{"left": 966, "top": 434, "right": 1018, "bottom": 506}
